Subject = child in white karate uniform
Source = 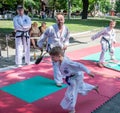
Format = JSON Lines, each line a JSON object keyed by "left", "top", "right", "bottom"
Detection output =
{"left": 91, "top": 20, "right": 116, "bottom": 67}
{"left": 49, "top": 46, "right": 99, "bottom": 113}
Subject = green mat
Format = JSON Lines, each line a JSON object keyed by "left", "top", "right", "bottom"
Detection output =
{"left": 83, "top": 47, "right": 120, "bottom": 71}
{"left": 0, "top": 76, "right": 66, "bottom": 103}
{"left": 103, "top": 60, "right": 120, "bottom": 71}
{"left": 92, "top": 92, "right": 120, "bottom": 113}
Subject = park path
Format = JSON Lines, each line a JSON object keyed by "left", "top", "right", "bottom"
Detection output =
{"left": 0, "top": 29, "right": 120, "bottom": 70}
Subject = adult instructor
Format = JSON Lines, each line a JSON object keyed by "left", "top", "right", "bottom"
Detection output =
{"left": 37, "top": 13, "right": 70, "bottom": 86}
{"left": 13, "top": 5, "right": 31, "bottom": 67}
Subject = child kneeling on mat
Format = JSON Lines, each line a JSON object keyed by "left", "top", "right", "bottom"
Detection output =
{"left": 49, "top": 46, "right": 99, "bottom": 113}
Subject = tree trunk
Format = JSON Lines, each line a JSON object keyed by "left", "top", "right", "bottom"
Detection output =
{"left": 68, "top": 0, "right": 71, "bottom": 19}
{"left": 41, "top": 0, "right": 46, "bottom": 12}
{"left": 52, "top": 0, "right": 56, "bottom": 18}
{"left": 82, "top": 0, "right": 89, "bottom": 19}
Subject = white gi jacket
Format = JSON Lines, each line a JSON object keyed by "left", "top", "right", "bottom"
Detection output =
{"left": 59, "top": 57, "right": 90, "bottom": 78}
{"left": 91, "top": 27, "right": 116, "bottom": 62}
{"left": 13, "top": 14, "right": 31, "bottom": 65}
{"left": 59, "top": 57, "right": 96, "bottom": 111}
{"left": 13, "top": 14, "right": 31, "bottom": 37}
{"left": 91, "top": 27, "right": 116, "bottom": 44}
{"left": 37, "top": 23, "right": 70, "bottom": 84}
{"left": 37, "top": 23, "right": 70, "bottom": 51}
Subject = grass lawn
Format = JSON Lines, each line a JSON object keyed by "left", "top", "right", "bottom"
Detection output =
{"left": 0, "top": 17, "right": 120, "bottom": 36}
{"left": 0, "top": 17, "right": 120, "bottom": 49}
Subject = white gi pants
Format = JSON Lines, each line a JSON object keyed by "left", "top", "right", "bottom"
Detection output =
{"left": 60, "top": 72, "right": 95, "bottom": 111}
{"left": 15, "top": 37, "right": 30, "bottom": 65}
{"left": 99, "top": 41, "right": 115, "bottom": 63}
{"left": 52, "top": 61, "right": 63, "bottom": 84}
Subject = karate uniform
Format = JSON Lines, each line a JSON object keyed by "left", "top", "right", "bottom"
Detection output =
{"left": 13, "top": 14, "right": 31, "bottom": 65}
{"left": 37, "top": 24, "right": 70, "bottom": 84}
{"left": 91, "top": 27, "right": 116, "bottom": 63}
{"left": 59, "top": 57, "right": 96, "bottom": 111}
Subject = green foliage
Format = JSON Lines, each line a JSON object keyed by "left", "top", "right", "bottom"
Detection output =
{"left": 115, "top": 1, "right": 120, "bottom": 13}
{"left": 71, "top": 0, "right": 82, "bottom": 12}
{"left": 0, "top": 3, "right": 2, "bottom": 8}
{"left": 24, "top": 0, "right": 40, "bottom": 10}
{"left": 100, "top": 0, "right": 112, "bottom": 13}
{"left": 0, "top": 0, "right": 17, "bottom": 10}
{"left": 48, "top": 0, "right": 67, "bottom": 11}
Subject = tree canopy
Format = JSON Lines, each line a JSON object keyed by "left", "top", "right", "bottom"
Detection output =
{"left": 0, "top": 0, "right": 117, "bottom": 19}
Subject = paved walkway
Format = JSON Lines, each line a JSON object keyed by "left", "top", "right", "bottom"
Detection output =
{"left": 0, "top": 29, "right": 120, "bottom": 71}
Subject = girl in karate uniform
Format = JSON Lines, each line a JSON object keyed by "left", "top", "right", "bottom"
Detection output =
{"left": 91, "top": 20, "right": 116, "bottom": 67}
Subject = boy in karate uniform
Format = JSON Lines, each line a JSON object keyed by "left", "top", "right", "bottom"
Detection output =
{"left": 49, "top": 46, "right": 99, "bottom": 113}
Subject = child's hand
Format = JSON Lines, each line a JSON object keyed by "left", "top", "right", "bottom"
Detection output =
{"left": 88, "top": 72, "right": 95, "bottom": 78}
{"left": 113, "top": 41, "right": 116, "bottom": 44}
{"left": 91, "top": 36, "right": 95, "bottom": 41}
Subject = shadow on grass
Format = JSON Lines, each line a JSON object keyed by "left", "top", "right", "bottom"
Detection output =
{"left": 0, "top": 28, "right": 14, "bottom": 36}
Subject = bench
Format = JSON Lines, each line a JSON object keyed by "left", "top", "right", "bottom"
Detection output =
{"left": 5, "top": 34, "right": 40, "bottom": 58}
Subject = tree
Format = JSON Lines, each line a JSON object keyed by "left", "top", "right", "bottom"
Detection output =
{"left": 115, "top": 0, "right": 120, "bottom": 13}
{"left": 81, "top": 0, "right": 89, "bottom": 19}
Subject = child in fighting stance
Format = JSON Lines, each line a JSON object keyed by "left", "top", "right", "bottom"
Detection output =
{"left": 91, "top": 19, "right": 116, "bottom": 67}
{"left": 49, "top": 46, "right": 99, "bottom": 113}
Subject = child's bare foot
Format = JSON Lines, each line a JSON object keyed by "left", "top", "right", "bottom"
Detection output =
{"left": 56, "top": 83, "right": 62, "bottom": 87}
{"left": 69, "top": 110, "right": 76, "bottom": 113}
{"left": 97, "top": 62, "right": 104, "bottom": 68}
{"left": 93, "top": 86, "right": 99, "bottom": 94}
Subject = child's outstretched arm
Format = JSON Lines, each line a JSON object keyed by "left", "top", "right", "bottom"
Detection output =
{"left": 91, "top": 28, "right": 106, "bottom": 40}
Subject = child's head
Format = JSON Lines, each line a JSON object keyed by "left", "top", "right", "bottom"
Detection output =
{"left": 49, "top": 46, "right": 64, "bottom": 62}
{"left": 109, "top": 19, "right": 116, "bottom": 28}
{"left": 41, "top": 22, "right": 46, "bottom": 27}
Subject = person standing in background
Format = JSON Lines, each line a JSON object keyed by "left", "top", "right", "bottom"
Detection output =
{"left": 13, "top": 5, "right": 31, "bottom": 67}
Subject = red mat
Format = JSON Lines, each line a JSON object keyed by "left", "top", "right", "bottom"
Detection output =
{"left": 0, "top": 44, "right": 120, "bottom": 113}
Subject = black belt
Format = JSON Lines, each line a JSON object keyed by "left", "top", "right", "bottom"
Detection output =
{"left": 16, "top": 30, "right": 29, "bottom": 45}
{"left": 65, "top": 74, "right": 75, "bottom": 85}
{"left": 16, "top": 30, "right": 29, "bottom": 38}
{"left": 102, "top": 37, "right": 111, "bottom": 51}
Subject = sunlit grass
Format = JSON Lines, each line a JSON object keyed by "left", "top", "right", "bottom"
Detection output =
{"left": 0, "top": 17, "right": 120, "bottom": 35}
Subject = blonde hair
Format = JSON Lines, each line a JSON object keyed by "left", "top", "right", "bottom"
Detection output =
{"left": 33, "top": 22, "right": 38, "bottom": 26}
{"left": 110, "top": 19, "right": 116, "bottom": 23}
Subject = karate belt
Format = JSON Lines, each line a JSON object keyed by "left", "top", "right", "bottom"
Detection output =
{"left": 65, "top": 74, "right": 76, "bottom": 85}
{"left": 16, "top": 30, "right": 30, "bottom": 45}
{"left": 102, "top": 37, "right": 111, "bottom": 52}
